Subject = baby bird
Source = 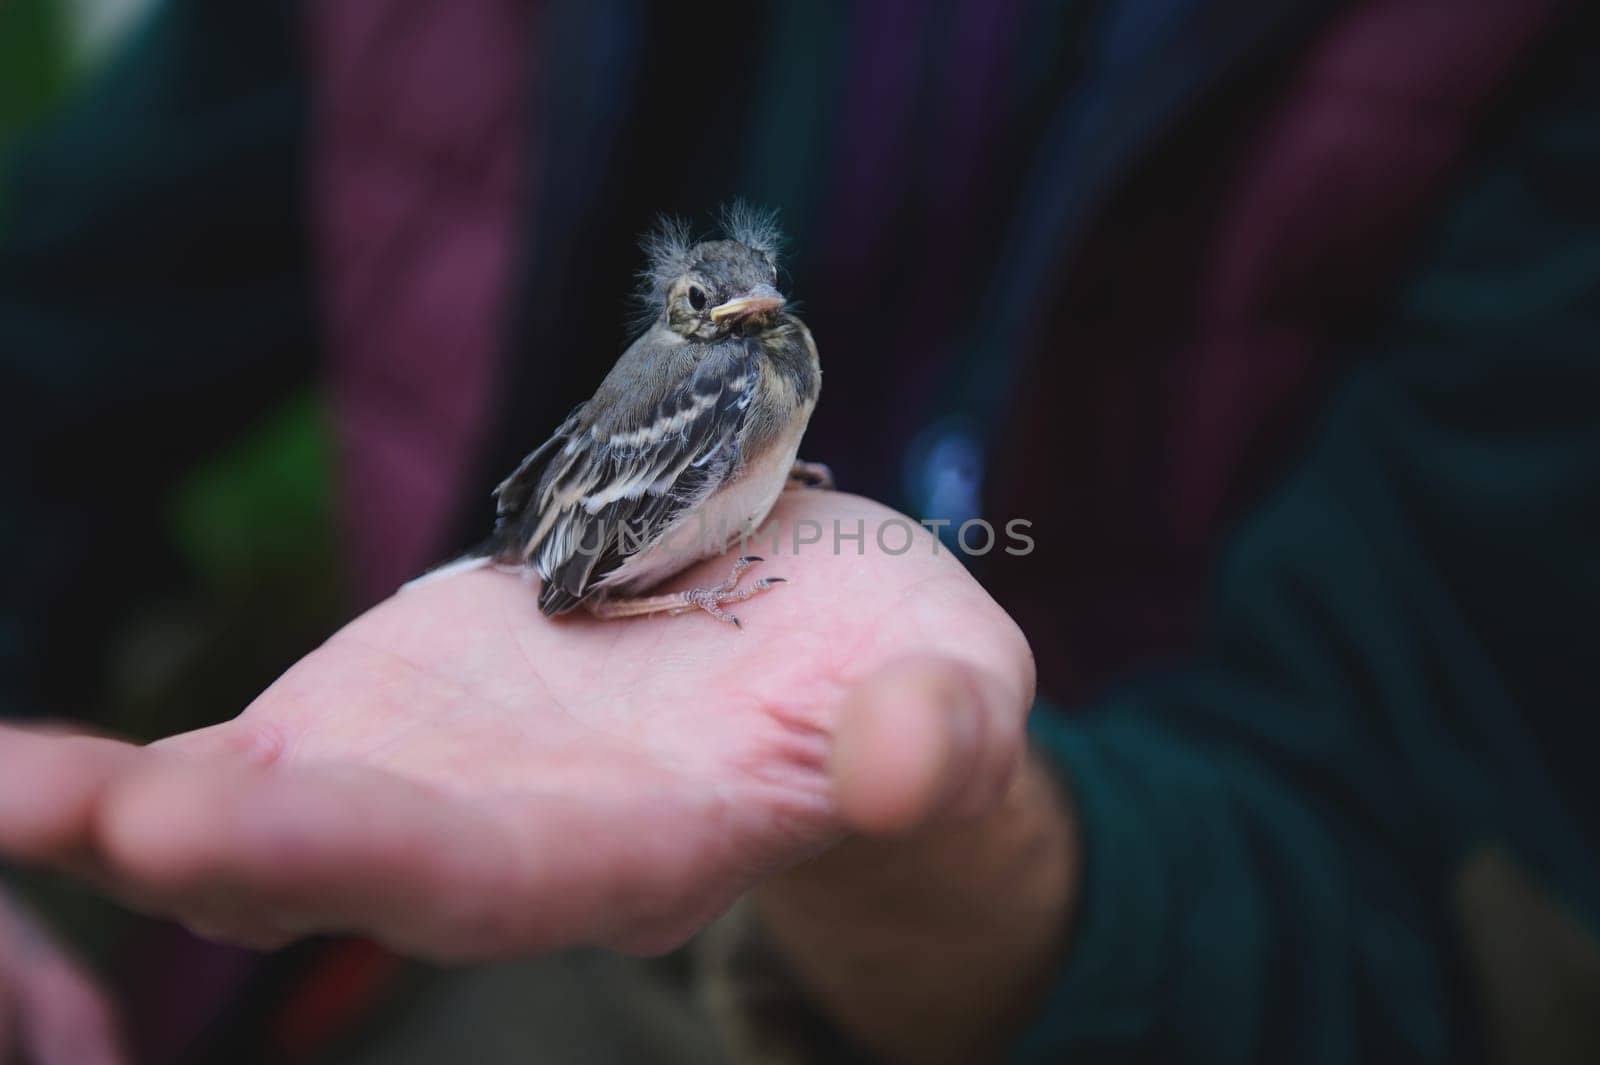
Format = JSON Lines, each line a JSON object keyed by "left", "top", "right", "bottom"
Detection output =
{"left": 485, "top": 209, "right": 825, "bottom": 627}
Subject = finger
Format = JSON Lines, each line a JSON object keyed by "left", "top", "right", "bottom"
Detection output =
{"left": 14, "top": 959, "right": 129, "bottom": 1065}
{"left": 831, "top": 656, "right": 1027, "bottom": 836}
{"left": 92, "top": 761, "right": 527, "bottom": 960}
{"left": 0, "top": 726, "right": 145, "bottom": 871}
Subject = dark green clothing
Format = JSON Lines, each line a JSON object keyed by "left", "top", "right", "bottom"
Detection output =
{"left": 1024, "top": 20, "right": 1600, "bottom": 1064}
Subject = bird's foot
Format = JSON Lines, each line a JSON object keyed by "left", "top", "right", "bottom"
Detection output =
{"left": 787, "top": 459, "right": 835, "bottom": 491}
{"left": 667, "top": 555, "right": 786, "bottom": 629}
{"left": 585, "top": 556, "right": 786, "bottom": 628}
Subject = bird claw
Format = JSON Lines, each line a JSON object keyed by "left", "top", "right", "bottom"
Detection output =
{"left": 679, "top": 556, "right": 787, "bottom": 627}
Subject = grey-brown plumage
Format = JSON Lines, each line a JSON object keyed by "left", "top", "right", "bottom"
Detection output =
{"left": 487, "top": 209, "right": 822, "bottom": 621}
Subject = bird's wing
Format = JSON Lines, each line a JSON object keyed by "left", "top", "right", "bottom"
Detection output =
{"left": 491, "top": 409, "right": 577, "bottom": 519}
{"left": 491, "top": 342, "right": 758, "bottom": 611}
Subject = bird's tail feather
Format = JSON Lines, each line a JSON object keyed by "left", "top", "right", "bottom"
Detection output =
{"left": 398, "top": 552, "right": 501, "bottom": 593}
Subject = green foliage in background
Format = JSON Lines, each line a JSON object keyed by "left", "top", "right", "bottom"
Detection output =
{"left": 0, "top": 0, "right": 70, "bottom": 222}
{"left": 0, "top": 1, "right": 342, "bottom": 737}
{"left": 169, "top": 392, "right": 339, "bottom": 597}
{"left": 1, "top": 0, "right": 338, "bottom": 601}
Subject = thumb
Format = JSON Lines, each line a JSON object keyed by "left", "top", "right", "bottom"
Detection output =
{"left": 831, "top": 656, "right": 1028, "bottom": 836}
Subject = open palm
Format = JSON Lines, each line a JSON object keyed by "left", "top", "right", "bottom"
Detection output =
{"left": 0, "top": 492, "right": 1033, "bottom": 960}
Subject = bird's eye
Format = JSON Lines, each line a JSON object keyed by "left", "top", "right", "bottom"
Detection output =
{"left": 688, "top": 286, "right": 707, "bottom": 311}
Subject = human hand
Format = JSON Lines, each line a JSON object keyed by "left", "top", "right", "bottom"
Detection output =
{"left": 0, "top": 884, "right": 126, "bottom": 1065}
{"left": 0, "top": 492, "right": 1035, "bottom": 960}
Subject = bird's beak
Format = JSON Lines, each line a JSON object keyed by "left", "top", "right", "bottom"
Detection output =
{"left": 710, "top": 284, "right": 786, "bottom": 325}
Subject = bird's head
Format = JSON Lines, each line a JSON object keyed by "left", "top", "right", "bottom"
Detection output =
{"left": 640, "top": 206, "right": 787, "bottom": 341}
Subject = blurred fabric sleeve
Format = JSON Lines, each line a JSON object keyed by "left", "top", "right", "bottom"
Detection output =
{"left": 1022, "top": 24, "right": 1600, "bottom": 1063}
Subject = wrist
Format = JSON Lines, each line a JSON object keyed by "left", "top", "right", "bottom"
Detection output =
{"left": 751, "top": 747, "right": 1079, "bottom": 1062}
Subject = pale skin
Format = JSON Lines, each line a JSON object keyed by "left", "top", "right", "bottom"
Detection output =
{"left": 0, "top": 885, "right": 127, "bottom": 1065}
{"left": 0, "top": 492, "right": 1077, "bottom": 1062}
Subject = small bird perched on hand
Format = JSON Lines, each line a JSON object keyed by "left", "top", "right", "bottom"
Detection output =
{"left": 482, "top": 207, "right": 827, "bottom": 627}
